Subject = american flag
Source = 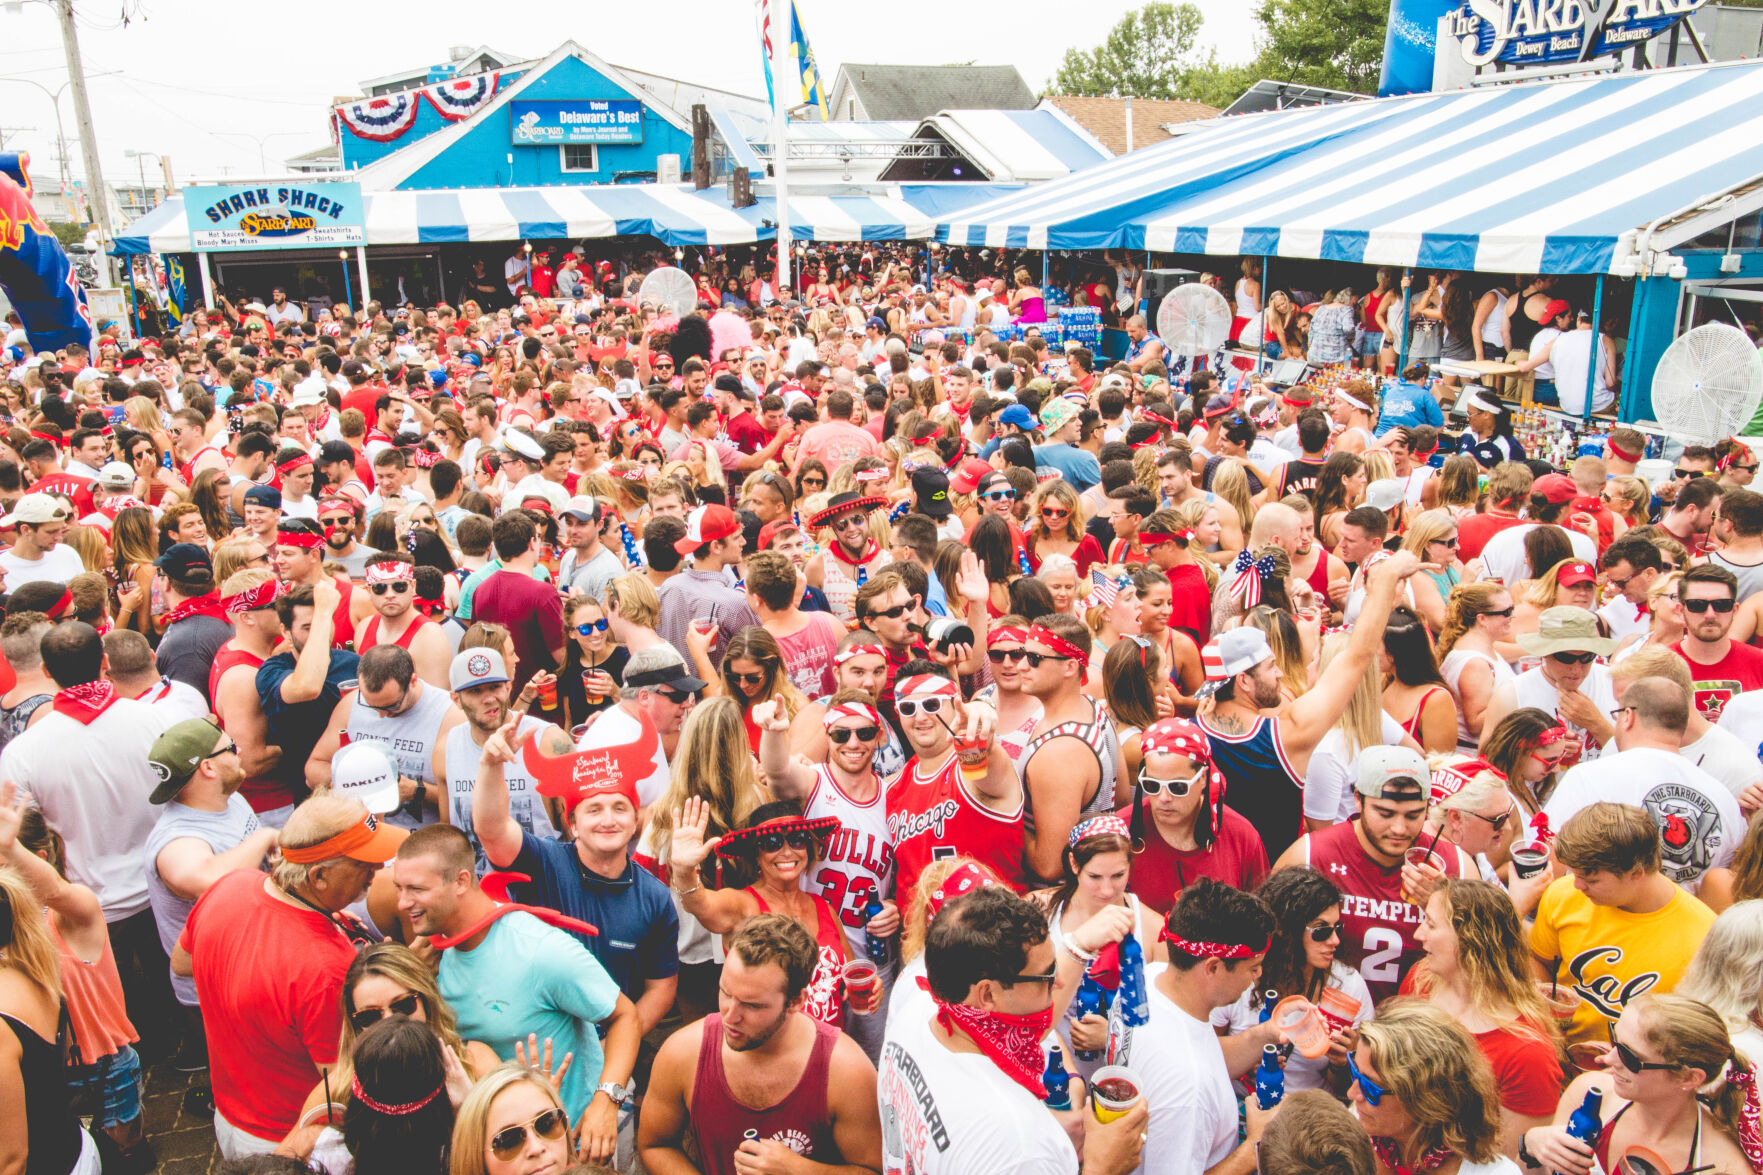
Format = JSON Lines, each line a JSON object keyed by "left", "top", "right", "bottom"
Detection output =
{"left": 1091, "top": 569, "right": 1124, "bottom": 608}
{"left": 757, "top": 0, "right": 776, "bottom": 110}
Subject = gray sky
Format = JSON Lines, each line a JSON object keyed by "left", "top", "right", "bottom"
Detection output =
{"left": 0, "top": 0, "right": 1257, "bottom": 192}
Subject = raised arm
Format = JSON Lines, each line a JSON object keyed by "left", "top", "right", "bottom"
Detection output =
{"left": 0, "top": 780, "right": 103, "bottom": 936}
{"left": 280, "top": 577, "right": 341, "bottom": 705}
{"left": 756, "top": 695, "right": 816, "bottom": 800}
{"left": 668, "top": 796, "right": 760, "bottom": 934}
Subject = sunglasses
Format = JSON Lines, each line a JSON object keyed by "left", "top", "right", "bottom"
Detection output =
{"left": 656, "top": 686, "right": 701, "bottom": 705}
{"left": 206, "top": 739, "right": 239, "bottom": 760}
{"left": 1430, "top": 537, "right": 1459, "bottom": 549}
{"left": 1608, "top": 1024, "right": 1678, "bottom": 1073}
{"left": 575, "top": 618, "right": 610, "bottom": 635}
{"left": 865, "top": 603, "right": 911, "bottom": 621}
{"left": 488, "top": 1109, "right": 570, "bottom": 1161}
{"left": 828, "top": 725, "right": 879, "bottom": 745}
{"left": 1549, "top": 651, "right": 1597, "bottom": 665}
{"left": 1305, "top": 919, "right": 1343, "bottom": 943}
{"left": 987, "top": 648, "right": 1029, "bottom": 665}
{"left": 757, "top": 829, "right": 812, "bottom": 852}
{"left": 1480, "top": 606, "right": 1515, "bottom": 618}
{"left": 1040, "top": 506, "right": 1071, "bottom": 520}
{"left": 896, "top": 696, "right": 948, "bottom": 717}
{"left": 351, "top": 991, "right": 421, "bottom": 1030}
{"left": 1347, "top": 1054, "right": 1385, "bottom": 1106}
{"left": 801, "top": 478, "right": 826, "bottom": 489}
{"left": 320, "top": 515, "right": 354, "bottom": 527}
{"left": 1674, "top": 468, "right": 1706, "bottom": 480}
{"left": 1140, "top": 767, "right": 1207, "bottom": 797}
{"left": 363, "top": 687, "right": 410, "bottom": 714}
{"left": 1466, "top": 805, "right": 1514, "bottom": 832}
{"left": 1682, "top": 598, "right": 1735, "bottom": 614}
{"left": 730, "top": 670, "right": 767, "bottom": 686}
{"left": 1024, "top": 652, "right": 1070, "bottom": 668}
{"left": 369, "top": 581, "right": 413, "bottom": 596}
{"left": 981, "top": 490, "right": 1016, "bottom": 502}
{"left": 1006, "top": 967, "right": 1059, "bottom": 990}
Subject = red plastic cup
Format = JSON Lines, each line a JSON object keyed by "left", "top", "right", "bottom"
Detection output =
{"left": 537, "top": 676, "right": 558, "bottom": 710}
{"left": 843, "top": 959, "right": 880, "bottom": 1015}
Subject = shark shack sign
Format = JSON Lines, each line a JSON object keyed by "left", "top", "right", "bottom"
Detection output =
{"left": 1451, "top": 0, "right": 1711, "bottom": 66}
{"left": 183, "top": 181, "right": 366, "bottom": 252}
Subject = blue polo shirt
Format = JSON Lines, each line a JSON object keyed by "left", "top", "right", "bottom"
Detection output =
{"left": 1374, "top": 380, "right": 1444, "bottom": 436}
{"left": 511, "top": 832, "right": 680, "bottom": 1003}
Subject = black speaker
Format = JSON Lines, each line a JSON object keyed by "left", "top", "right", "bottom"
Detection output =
{"left": 1142, "top": 267, "right": 1202, "bottom": 328}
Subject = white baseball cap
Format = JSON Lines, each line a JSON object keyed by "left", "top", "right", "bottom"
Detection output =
{"left": 331, "top": 742, "right": 401, "bottom": 815}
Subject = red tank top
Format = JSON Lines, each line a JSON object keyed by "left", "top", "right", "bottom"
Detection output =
{"left": 886, "top": 753, "right": 1027, "bottom": 899}
{"left": 687, "top": 1014, "right": 839, "bottom": 1175}
{"left": 1304, "top": 819, "right": 1461, "bottom": 1005}
{"left": 1396, "top": 686, "right": 1448, "bottom": 742}
{"left": 209, "top": 644, "right": 295, "bottom": 813}
{"left": 178, "top": 445, "right": 221, "bottom": 487}
{"left": 748, "top": 889, "right": 847, "bottom": 1028}
{"left": 357, "top": 613, "right": 429, "bottom": 653}
{"left": 330, "top": 577, "right": 357, "bottom": 650}
{"left": 1303, "top": 550, "right": 1332, "bottom": 601}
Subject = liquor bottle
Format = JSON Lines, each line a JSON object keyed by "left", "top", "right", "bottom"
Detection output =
{"left": 1255, "top": 1044, "right": 1285, "bottom": 1110}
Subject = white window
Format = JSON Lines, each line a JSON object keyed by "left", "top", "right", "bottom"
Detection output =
{"left": 560, "top": 144, "right": 597, "bottom": 173}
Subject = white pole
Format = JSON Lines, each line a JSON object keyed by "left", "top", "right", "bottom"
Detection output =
{"left": 56, "top": 0, "right": 114, "bottom": 284}
{"left": 771, "top": 4, "right": 792, "bottom": 298}
{"left": 197, "top": 251, "right": 215, "bottom": 311}
{"left": 356, "top": 245, "right": 371, "bottom": 308}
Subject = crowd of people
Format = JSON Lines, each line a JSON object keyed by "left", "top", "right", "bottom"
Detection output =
{"left": 3, "top": 243, "right": 1763, "bottom": 1175}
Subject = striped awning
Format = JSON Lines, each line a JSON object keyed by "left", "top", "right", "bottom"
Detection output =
{"left": 112, "top": 181, "right": 1015, "bottom": 255}
{"left": 941, "top": 60, "right": 1763, "bottom": 276}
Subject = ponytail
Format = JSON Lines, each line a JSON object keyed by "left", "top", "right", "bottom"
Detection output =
{"left": 1709, "top": 1050, "right": 1763, "bottom": 1171}
{"left": 1435, "top": 581, "right": 1505, "bottom": 662}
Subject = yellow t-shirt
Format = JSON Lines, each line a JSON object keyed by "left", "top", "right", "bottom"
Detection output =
{"left": 1529, "top": 876, "right": 1715, "bottom": 1044}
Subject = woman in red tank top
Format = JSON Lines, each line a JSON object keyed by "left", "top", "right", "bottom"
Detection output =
{"left": 668, "top": 800, "right": 850, "bottom": 1027}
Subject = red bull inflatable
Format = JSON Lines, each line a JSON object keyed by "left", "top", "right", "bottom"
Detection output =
{"left": 0, "top": 151, "right": 94, "bottom": 352}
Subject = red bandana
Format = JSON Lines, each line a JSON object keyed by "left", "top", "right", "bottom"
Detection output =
{"left": 427, "top": 872, "right": 600, "bottom": 949}
{"left": 1026, "top": 623, "right": 1086, "bottom": 665}
{"left": 827, "top": 538, "right": 882, "bottom": 568}
{"left": 933, "top": 999, "right": 1055, "bottom": 1098}
{"left": 223, "top": 579, "right": 283, "bottom": 616}
{"left": 1160, "top": 928, "right": 1269, "bottom": 959}
{"left": 1372, "top": 1138, "right": 1455, "bottom": 1175}
{"left": 163, "top": 592, "right": 227, "bottom": 626}
{"left": 52, "top": 680, "right": 119, "bottom": 725}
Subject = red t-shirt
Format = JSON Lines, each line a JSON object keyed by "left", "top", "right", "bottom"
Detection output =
{"left": 1125, "top": 805, "right": 1267, "bottom": 915}
{"left": 529, "top": 264, "right": 555, "bottom": 298}
{"left": 1672, "top": 640, "right": 1763, "bottom": 720}
{"left": 724, "top": 411, "right": 774, "bottom": 455}
{"left": 1456, "top": 511, "right": 1525, "bottom": 562}
{"left": 1475, "top": 1023, "right": 1564, "bottom": 1115}
{"left": 31, "top": 471, "right": 95, "bottom": 517}
{"left": 1166, "top": 562, "right": 1212, "bottom": 649}
{"left": 339, "top": 383, "right": 382, "bottom": 420}
{"left": 472, "top": 569, "right": 565, "bottom": 699}
{"left": 178, "top": 870, "right": 353, "bottom": 1142}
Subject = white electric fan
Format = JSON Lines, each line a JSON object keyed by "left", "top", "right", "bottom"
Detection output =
{"left": 636, "top": 266, "right": 699, "bottom": 317}
{"left": 1155, "top": 282, "right": 1234, "bottom": 356}
{"left": 1650, "top": 322, "right": 1763, "bottom": 446}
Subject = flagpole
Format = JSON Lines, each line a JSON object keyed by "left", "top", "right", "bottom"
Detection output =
{"left": 771, "top": 4, "right": 792, "bottom": 299}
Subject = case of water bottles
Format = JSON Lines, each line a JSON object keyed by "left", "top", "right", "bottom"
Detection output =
{"left": 1058, "top": 305, "right": 1103, "bottom": 348}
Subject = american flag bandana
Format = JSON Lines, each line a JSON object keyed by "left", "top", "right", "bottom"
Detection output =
{"left": 1090, "top": 568, "right": 1129, "bottom": 608}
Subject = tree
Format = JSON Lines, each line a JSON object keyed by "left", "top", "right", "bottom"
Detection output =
{"left": 1052, "top": 2, "right": 1210, "bottom": 100}
{"left": 1249, "top": 0, "right": 1390, "bottom": 94}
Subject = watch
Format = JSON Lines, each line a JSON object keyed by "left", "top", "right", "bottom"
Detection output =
{"left": 597, "top": 1081, "right": 632, "bottom": 1106}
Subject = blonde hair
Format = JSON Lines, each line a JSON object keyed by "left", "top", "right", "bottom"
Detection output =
{"left": 273, "top": 794, "right": 371, "bottom": 892}
{"left": 605, "top": 572, "right": 660, "bottom": 627}
{"left": 448, "top": 1064, "right": 567, "bottom": 1175}
{"left": 1210, "top": 459, "right": 1255, "bottom": 536}
{"left": 1406, "top": 880, "right": 1558, "bottom": 1050}
{"left": 1610, "top": 642, "right": 1692, "bottom": 691}
{"left": 1434, "top": 581, "right": 1509, "bottom": 661}
{"left": 1362, "top": 450, "right": 1395, "bottom": 484}
{"left": 61, "top": 525, "right": 108, "bottom": 574}
{"left": 902, "top": 855, "right": 999, "bottom": 964}
{"left": 1628, "top": 993, "right": 1758, "bottom": 1150}
{"left": 123, "top": 395, "right": 164, "bottom": 436}
{"left": 220, "top": 566, "right": 276, "bottom": 598}
{"left": 0, "top": 865, "right": 60, "bottom": 1004}
{"left": 1321, "top": 633, "right": 1382, "bottom": 762}
{"left": 1359, "top": 1000, "right": 1505, "bottom": 1163}
{"left": 1170, "top": 499, "right": 1220, "bottom": 590}
{"left": 649, "top": 697, "right": 763, "bottom": 880}
{"left": 1525, "top": 557, "right": 1588, "bottom": 609}
{"left": 1400, "top": 509, "right": 1458, "bottom": 559}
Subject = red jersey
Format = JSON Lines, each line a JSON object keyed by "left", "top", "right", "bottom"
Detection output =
{"left": 31, "top": 471, "right": 95, "bottom": 517}
{"left": 209, "top": 644, "right": 295, "bottom": 813}
{"left": 330, "top": 577, "right": 357, "bottom": 650}
{"left": 1126, "top": 805, "right": 1267, "bottom": 915}
{"left": 886, "top": 753, "right": 1025, "bottom": 899}
{"left": 1672, "top": 640, "right": 1763, "bottom": 720}
{"left": 1302, "top": 819, "right": 1462, "bottom": 1005}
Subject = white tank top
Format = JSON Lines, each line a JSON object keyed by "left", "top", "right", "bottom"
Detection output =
{"left": 804, "top": 763, "right": 897, "bottom": 957}
{"left": 1480, "top": 290, "right": 1509, "bottom": 347}
{"left": 444, "top": 715, "right": 560, "bottom": 875}
{"left": 1235, "top": 278, "right": 1258, "bottom": 317}
{"left": 1439, "top": 648, "right": 1516, "bottom": 751}
{"left": 957, "top": 296, "right": 977, "bottom": 332}
{"left": 345, "top": 682, "right": 454, "bottom": 828}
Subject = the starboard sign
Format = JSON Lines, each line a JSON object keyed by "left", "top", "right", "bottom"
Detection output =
{"left": 183, "top": 182, "right": 366, "bottom": 252}
{"left": 1451, "top": 0, "right": 1711, "bottom": 67}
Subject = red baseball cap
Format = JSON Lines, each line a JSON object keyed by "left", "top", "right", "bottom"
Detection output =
{"left": 949, "top": 457, "right": 993, "bottom": 496}
{"left": 757, "top": 520, "right": 801, "bottom": 550}
{"left": 1557, "top": 561, "right": 1597, "bottom": 587}
{"left": 1532, "top": 473, "right": 1579, "bottom": 504}
{"left": 674, "top": 504, "right": 741, "bottom": 554}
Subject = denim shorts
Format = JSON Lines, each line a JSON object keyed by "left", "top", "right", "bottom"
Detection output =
{"left": 1360, "top": 330, "right": 1385, "bottom": 357}
{"left": 66, "top": 1043, "right": 142, "bottom": 1128}
{"left": 1532, "top": 378, "right": 1559, "bottom": 406}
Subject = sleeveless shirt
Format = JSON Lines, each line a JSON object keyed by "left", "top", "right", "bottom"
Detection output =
{"left": 0, "top": 692, "right": 50, "bottom": 755}
{"left": 47, "top": 913, "right": 136, "bottom": 1065}
{"left": 443, "top": 714, "right": 559, "bottom": 875}
{"left": 143, "top": 794, "right": 262, "bottom": 1006}
{"left": 344, "top": 681, "right": 453, "bottom": 828}
{"left": 803, "top": 763, "right": 897, "bottom": 958}
{"left": 688, "top": 1014, "right": 840, "bottom": 1175}
{"left": 358, "top": 613, "right": 432, "bottom": 653}
{"left": 1440, "top": 649, "right": 1515, "bottom": 752}
{"left": 748, "top": 889, "right": 847, "bottom": 1027}
{"left": 1198, "top": 714, "right": 1308, "bottom": 862}
{"left": 210, "top": 644, "right": 294, "bottom": 814}
{"left": 1019, "top": 696, "right": 1121, "bottom": 836}
{"left": 1, "top": 1011, "right": 80, "bottom": 1175}
{"left": 886, "top": 753, "right": 1026, "bottom": 899}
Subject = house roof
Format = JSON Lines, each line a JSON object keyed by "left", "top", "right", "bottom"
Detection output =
{"left": 834, "top": 64, "right": 1036, "bottom": 121}
{"left": 359, "top": 46, "right": 523, "bottom": 94}
{"left": 1042, "top": 95, "right": 1220, "bottom": 155}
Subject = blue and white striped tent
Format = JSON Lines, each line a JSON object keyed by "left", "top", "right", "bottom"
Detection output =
{"left": 941, "top": 60, "right": 1763, "bottom": 276}
{"left": 111, "top": 182, "right": 1016, "bottom": 255}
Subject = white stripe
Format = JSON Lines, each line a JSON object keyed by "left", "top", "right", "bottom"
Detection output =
{"left": 363, "top": 191, "right": 422, "bottom": 246}
{"left": 455, "top": 189, "right": 520, "bottom": 243}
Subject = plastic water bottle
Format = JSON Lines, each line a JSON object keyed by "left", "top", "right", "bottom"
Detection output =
{"left": 1043, "top": 1045, "right": 1073, "bottom": 1110}
{"left": 1565, "top": 1087, "right": 1607, "bottom": 1174}
{"left": 862, "top": 897, "right": 890, "bottom": 965}
{"left": 1255, "top": 1044, "right": 1285, "bottom": 1110}
{"left": 1117, "top": 932, "right": 1151, "bottom": 1027}
{"left": 1072, "top": 976, "right": 1107, "bottom": 1062}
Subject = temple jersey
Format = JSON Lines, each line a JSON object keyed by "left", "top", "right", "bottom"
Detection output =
{"left": 344, "top": 682, "right": 452, "bottom": 828}
{"left": 803, "top": 763, "right": 896, "bottom": 957}
{"left": 444, "top": 715, "right": 560, "bottom": 875}
{"left": 886, "top": 753, "right": 1025, "bottom": 899}
{"left": 1302, "top": 819, "right": 1463, "bottom": 1004}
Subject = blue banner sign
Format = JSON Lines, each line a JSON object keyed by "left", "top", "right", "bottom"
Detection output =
{"left": 183, "top": 181, "right": 366, "bottom": 252}
{"left": 1452, "top": 0, "right": 1711, "bottom": 67}
{"left": 510, "top": 99, "right": 645, "bottom": 146}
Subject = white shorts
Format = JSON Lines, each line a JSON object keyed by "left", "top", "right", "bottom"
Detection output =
{"left": 213, "top": 1108, "right": 281, "bottom": 1162}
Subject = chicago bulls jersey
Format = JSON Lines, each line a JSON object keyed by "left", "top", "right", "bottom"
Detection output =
{"left": 803, "top": 763, "right": 896, "bottom": 958}
{"left": 886, "top": 753, "right": 1025, "bottom": 899}
{"left": 1302, "top": 819, "right": 1462, "bottom": 1005}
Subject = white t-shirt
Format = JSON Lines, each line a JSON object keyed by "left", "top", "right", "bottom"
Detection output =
{"left": 1112, "top": 964, "right": 1239, "bottom": 1175}
{"left": 1545, "top": 745, "right": 1742, "bottom": 890}
{"left": 1210, "top": 962, "right": 1373, "bottom": 1092}
{"left": 878, "top": 1012, "right": 1077, "bottom": 1175}
{"left": 0, "top": 543, "right": 87, "bottom": 591}
{"left": 1502, "top": 663, "right": 1617, "bottom": 764}
{"left": 1600, "top": 597, "right": 1650, "bottom": 643}
{"left": 1718, "top": 690, "right": 1763, "bottom": 754}
{"left": 1550, "top": 330, "right": 1615, "bottom": 416}
{"left": 1477, "top": 523, "right": 1597, "bottom": 587}
{"left": 1529, "top": 327, "right": 1562, "bottom": 380}
{"left": 1307, "top": 715, "right": 1408, "bottom": 823}
{"left": 1682, "top": 724, "right": 1763, "bottom": 803}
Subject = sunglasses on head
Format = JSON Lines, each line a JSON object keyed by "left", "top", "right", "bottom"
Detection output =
{"left": 656, "top": 686, "right": 701, "bottom": 705}
{"left": 987, "top": 647, "right": 1028, "bottom": 665}
{"left": 369, "top": 581, "right": 412, "bottom": 596}
{"left": 1549, "top": 651, "right": 1597, "bottom": 665}
{"left": 757, "top": 829, "right": 812, "bottom": 852}
{"left": 896, "top": 696, "right": 947, "bottom": 718}
{"left": 351, "top": 991, "right": 421, "bottom": 1031}
{"left": 488, "top": 1109, "right": 570, "bottom": 1162}
{"left": 1347, "top": 1054, "right": 1385, "bottom": 1106}
{"left": 1139, "top": 767, "right": 1206, "bottom": 797}
{"left": 1305, "top": 919, "right": 1343, "bottom": 943}
{"left": 1682, "top": 597, "right": 1735, "bottom": 614}
{"left": 828, "top": 725, "right": 879, "bottom": 745}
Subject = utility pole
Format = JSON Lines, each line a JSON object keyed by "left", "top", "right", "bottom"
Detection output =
{"left": 55, "top": 0, "right": 113, "bottom": 280}
{"left": 0, "top": 126, "right": 38, "bottom": 150}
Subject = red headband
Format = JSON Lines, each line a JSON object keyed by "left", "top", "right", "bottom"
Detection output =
{"left": 318, "top": 496, "right": 356, "bottom": 514}
{"left": 824, "top": 701, "right": 883, "bottom": 730}
{"left": 29, "top": 430, "right": 60, "bottom": 444}
{"left": 45, "top": 588, "right": 73, "bottom": 620}
{"left": 352, "top": 1073, "right": 441, "bottom": 1116}
{"left": 1535, "top": 725, "right": 1570, "bottom": 747}
{"left": 365, "top": 560, "right": 413, "bottom": 584}
{"left": 276, "top": 528, "right": 325, "bottom": 550}
{"left": 1160, "top": 929, "right": 1270, "bottom": 959}
{"left": 986, "top": 625, "right": 1029, "bottom": 647}
{"left": 1606, "top": 437, "right": 1643, "bottom": 464}
{"left": 833, "top": 643, "right": 885, "bottom": 667}
{"left": 896, "top": 673, "right": 960, "bottom": 700}
{"left": 925, "top": 862, "right": 997, "bottom": 919}
{"left": 223, "top": 579, "right": 282, "bottom": 615}
{"left": 276, "top": 453, "right": 313, "bottom": 474}
{"left": 1026, "top": 623, "right": 1086, "bottom": 665}
{"left": 1139, "top": 531, "right": 1179, "bottom": 546}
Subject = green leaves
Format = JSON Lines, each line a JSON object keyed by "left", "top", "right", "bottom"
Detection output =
{"left": 1052, "top": 2, "right": 1209, "bottom": 100}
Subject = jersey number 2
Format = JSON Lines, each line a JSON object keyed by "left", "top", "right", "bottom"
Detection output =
{"left": 1361, "top": 928, "right": 1403, "bottom": 985}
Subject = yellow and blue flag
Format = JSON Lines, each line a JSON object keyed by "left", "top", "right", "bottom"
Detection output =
{"left": 789, "top": 0, "right": 829, "bottom": 120}
{"left": 164, "top": 255, "right": 186, "bottom": 328}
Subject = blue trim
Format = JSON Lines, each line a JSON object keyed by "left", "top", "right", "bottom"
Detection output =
{"left": 415, "top": 192, "right": 467, "bottom": 242}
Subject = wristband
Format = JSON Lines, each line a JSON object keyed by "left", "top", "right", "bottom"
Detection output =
{"left": 1517, "top": 1130, "right": 1540, "bottom": 1168}
{"left": 672, "top": 883, "right": 701, "bottom": 898}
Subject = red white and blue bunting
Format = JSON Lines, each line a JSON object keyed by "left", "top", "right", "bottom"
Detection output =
{"left": 334, "top": 73, "right": 502, "bottom": 142}
{"left": 426, "top": 72, "right": 500, "bottom": 120}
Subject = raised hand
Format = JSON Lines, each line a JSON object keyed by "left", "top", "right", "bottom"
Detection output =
{"left": 751, "top": 694, "right": 791, "bottom": 733}
{"left": 668, "top": 796, "right": 723, "bottom": 873}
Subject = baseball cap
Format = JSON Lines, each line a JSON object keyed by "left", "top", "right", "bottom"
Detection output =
{"left": 1533, "top": 473, "right": 1578, "bottom": 505}
{"left": 1541, "top": 298, "right": 1571, "bottom": 321}
{"left": 1355, "top": 745, "right": 1431, "bottom": 799}
{"left": 96, "top": 462, "right": 135, "bottom": 491}
{"left": 949, "top": 457, "right": 993, "bottom": 496}
{"left": 1365, "top": 479, "right": 1406, "bottom": 512}
{"left": 148, "top": 718, "right": 231, "bottom": 805}
{"left": 560, "top": 495, "right": 602, "bottom": 523}
{"left": 1556, "top": 561, "right": 1597, "bottom": 587}
{"left": 291, "top": 374, "right": 327, "bottom": 407}
{"left": 757, "top": 519, "right": 801, "bottom": 550}
{"left": 624, "top": 653, "right": 707, "bottom": 694}
{"left": 1215, "top": 627, "right": 1274, "bottom": 678}
{"left": 243, "top": 484, "right": 282, "bottom": 510}
{"left": 450, "top": 647, "right": 511, "bottom": 691}
{"left": 674, "top": 504, "right": 740, "bottom": 555}
{"left": 155, "top": 542, "right": 212, "bottom": 579}
{"left": 866, "top": 316, "right": 887, "bottom": 331}
{"left": 998, "top": 404, "right": 1036, "bottom": 430}
{"left": 1100, "top": 372, "right": 1129, "bottom": 392}
{"left": 331, "top": 742, "right": 401, "bottom": 815}
{"left": 911, "top": 465, "right": 952, "bottom": 518}
{"left": 0, "top": 493, "right": 70, "bottom": 527}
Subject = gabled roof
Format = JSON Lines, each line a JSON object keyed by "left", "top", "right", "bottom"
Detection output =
{"left": 358, "top": 46, "right": 523, "bottom": 94}
{"left": 1042, "top": 95, "right": 1220, "bottom": 155}
{"left": 832, "top": 64, "right": 1036, "bottom": 121}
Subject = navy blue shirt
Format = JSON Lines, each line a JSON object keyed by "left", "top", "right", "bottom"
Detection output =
{"left": 511, "top": 832, "right": 680, "bottom": 1002}
{"left": 256, "top": 650, "right": 360, "bottom": 791}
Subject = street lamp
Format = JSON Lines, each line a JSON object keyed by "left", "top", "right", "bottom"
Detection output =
{"left": 211, "top": 129, "right": 308, "bottom": 175}
{"left": 0, "top": 70, "right": 117, "bottom": 220}
{"left": 122, "top": 148, "right": 160, "bottom": 214}
{"left": 339, "top": 249, "right": 353, "bottom": 312}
